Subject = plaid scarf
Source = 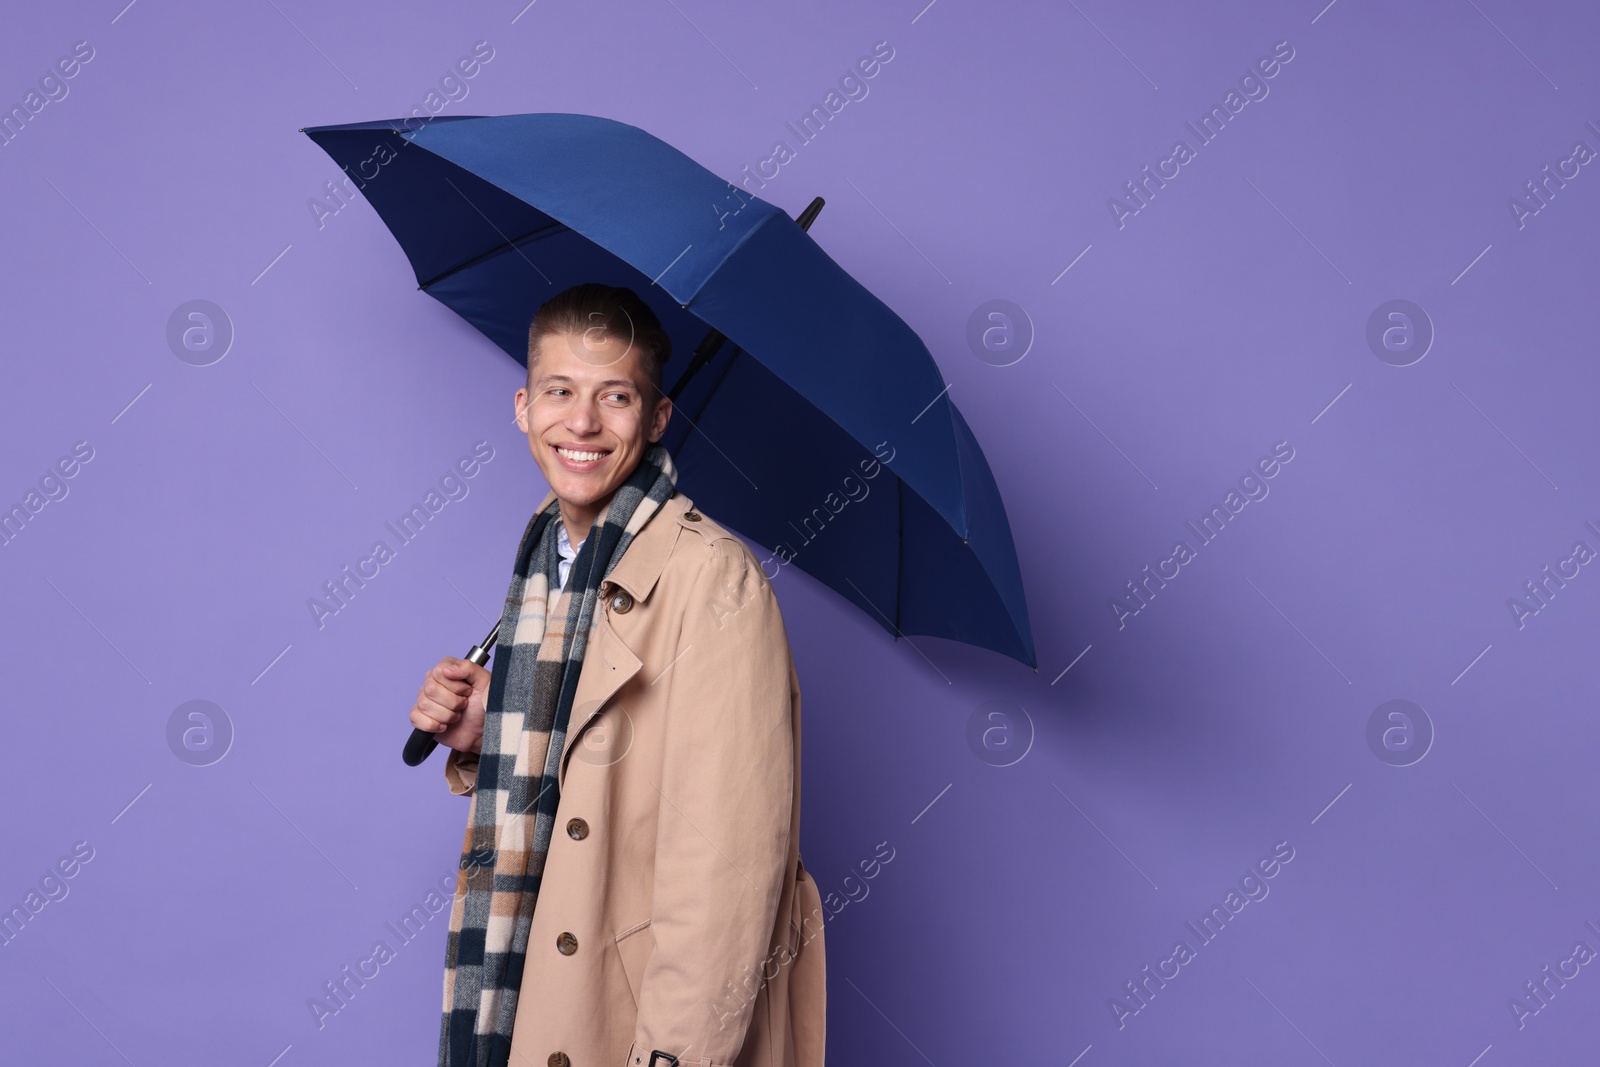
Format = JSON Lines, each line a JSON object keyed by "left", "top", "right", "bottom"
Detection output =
{"left": 439, "top": 443, "right": 678, "bottom": 1067}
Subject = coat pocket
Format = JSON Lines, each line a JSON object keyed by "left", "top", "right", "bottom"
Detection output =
{"left": 614, "top": 917, "right": 655, "bottom": 1010}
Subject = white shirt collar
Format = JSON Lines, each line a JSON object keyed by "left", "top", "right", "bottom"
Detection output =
{"left": 556, "top": 520, "right": 583, "bottom": 589}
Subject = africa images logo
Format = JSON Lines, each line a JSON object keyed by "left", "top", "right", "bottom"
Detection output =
{"left": 1106, "top": 39, "right": 1296, "bottom": 229}
{"left": 1109, "top": 441, "right": 1295, "bottom": 629}
{"left": 1110, "top": 841, "right": 1297, "bottom": 1029}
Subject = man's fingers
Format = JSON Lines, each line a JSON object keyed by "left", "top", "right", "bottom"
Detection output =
{"left": 411, "top": 708, "right": 446, "bottom": 733}
{"left": 430, "top": 664, "right": 473, "bottom": 695}
{"left": 444, "top": 658, "right": 489, "bottom": 684}
{"left": 423, "top": 674, "right": 472, "bottom": 707}
{"left": 416, "top": 692, "right": 462, "bottom": 726}
{"left": 411, "top": 657, "right": 484, "bottom": 738}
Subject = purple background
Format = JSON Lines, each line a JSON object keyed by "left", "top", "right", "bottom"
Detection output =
{"left": 3, "top": 1, "right": 1597, "bottom": 1064}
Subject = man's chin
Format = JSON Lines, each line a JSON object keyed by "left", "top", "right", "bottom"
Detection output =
{"left": 550, "top": 476, "right": 613, "bottom": 508}
{"left": 536, "top": 451, "right": 642, "bottom": 512}
{"left": 535, "top": 459, "right": 598, "bottom": 492}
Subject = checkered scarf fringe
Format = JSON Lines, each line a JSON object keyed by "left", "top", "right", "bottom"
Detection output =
{"left": 439, "top": 444, "right": 678, "bottom": 1067}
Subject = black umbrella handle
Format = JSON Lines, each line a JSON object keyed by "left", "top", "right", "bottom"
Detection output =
{"left": 403, "top": 621, "right": 499, "bottom": 766}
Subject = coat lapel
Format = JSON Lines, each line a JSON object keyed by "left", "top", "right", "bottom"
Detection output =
{"left": 560, "top": 617, "right": 641, "bottom": 790}
{"left": 559, "top": 491, "right": 691, "bottom": 789}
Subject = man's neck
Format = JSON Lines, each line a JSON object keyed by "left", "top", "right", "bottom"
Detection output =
{"left": 557, "top": 500, "right": 603, "bottom": 544}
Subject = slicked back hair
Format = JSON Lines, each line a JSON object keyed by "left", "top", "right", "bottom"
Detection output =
{"left": 526, "top": 283, "right": 671, "bottom": 398}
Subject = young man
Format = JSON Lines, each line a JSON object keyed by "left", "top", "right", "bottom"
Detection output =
{"left": 409, "top": 284, "right": 825, "bottom": 1067}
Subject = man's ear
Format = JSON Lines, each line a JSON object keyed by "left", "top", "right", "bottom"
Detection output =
{"left": 648, "top": 395, "right": 672, "bottom": 442}
{"left": 513, "top": 386, "right": 530, "bottom": 433}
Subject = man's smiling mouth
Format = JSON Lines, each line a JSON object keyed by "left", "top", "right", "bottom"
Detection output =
{"left": 553, "top": 445, "right": 611, "bottom": 463}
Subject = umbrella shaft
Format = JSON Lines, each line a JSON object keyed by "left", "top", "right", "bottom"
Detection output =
{"left": 666, "top": 196, "right": 824, "bottom": 403}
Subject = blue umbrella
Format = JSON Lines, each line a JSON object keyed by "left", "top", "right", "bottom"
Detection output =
{"left": 302, "top": 112, "right": 1035, "bottom": 692}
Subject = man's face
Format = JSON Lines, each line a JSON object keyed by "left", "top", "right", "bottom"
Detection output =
{"left": 514, "top": 330, "right": 671, "bottom": 529}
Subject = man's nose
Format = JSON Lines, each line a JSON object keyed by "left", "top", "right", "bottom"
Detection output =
{"left": 566, "top": 396, "right": 600, "bottom": 432}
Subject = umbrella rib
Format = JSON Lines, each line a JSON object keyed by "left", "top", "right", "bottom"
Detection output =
{"left": 843, "top": 575, "right": 948, "bottom": 684}
{"left": 660, "top": 337, "right": 758, "bottom": 491}
{"left": 684, "top": 341, "right": 743, "bottom": 428}
{"left": 416, "top": 218, "right": 568, "bottom": 291}
{"left": 895, "top": 476, "right": 904, "bottom": 635}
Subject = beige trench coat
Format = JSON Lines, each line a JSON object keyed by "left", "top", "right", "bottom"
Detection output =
{"left": 442, "top": 490, "right": 825, "bottom": 1067}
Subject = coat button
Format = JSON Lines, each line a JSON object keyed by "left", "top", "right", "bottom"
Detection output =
{"left": 548, "top": 1055, "right": 570, "bottom": 1067}
{"left": 610, "top": 589, "right": 633, "bottom": 613}
{"left": 566, "top": 817, "right": 589, "bottom": 840}
{"left": 556, "top": 931, "right": 578, "bottom": 954}
{"left": 684, "top": 510, "right": 701, "bottom": 521}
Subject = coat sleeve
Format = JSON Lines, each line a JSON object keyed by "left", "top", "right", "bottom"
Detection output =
{"left": 627, "top": 539, "right": 796, "bottom": 1067}
{"left": 444, "top": 747, "right": 479, "bottom": 796}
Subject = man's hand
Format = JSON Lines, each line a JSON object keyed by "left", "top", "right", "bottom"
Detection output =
{"left": 410, "top": 656, "right": 489, "bottom": 754}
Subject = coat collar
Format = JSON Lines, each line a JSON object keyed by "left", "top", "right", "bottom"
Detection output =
{"left": 532, "top": 486, "right": 693, "bottom": 605}
{"left": 606, "top": 489, "right": 693, "bottom": 603}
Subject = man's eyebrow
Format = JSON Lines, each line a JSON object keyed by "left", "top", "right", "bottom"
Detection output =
{"left": 532, "top": 374, "right": 640, "bottom": 392}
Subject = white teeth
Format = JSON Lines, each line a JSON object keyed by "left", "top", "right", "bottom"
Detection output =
{"left": 556, "top": 447, "right": 607, "bottom": 462}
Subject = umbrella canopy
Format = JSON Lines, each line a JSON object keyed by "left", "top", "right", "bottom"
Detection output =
{"left": 303, "top": 112, "right": 1035, "bottom": 667}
